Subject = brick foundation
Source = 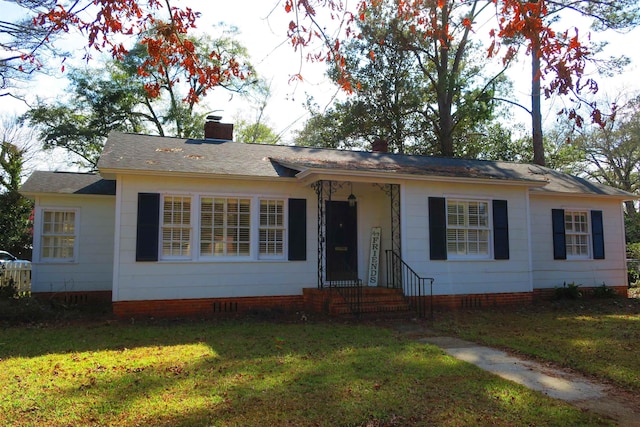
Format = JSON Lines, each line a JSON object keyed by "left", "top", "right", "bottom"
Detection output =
{"left": 113, "top": 295, "right": 304, "bottom": 319}
{"left": 427, "top": 291, "right": 533, "bottom": 309}
{"left": 34, "top": 291, "right": 113, "bottom": 305}
{"left": 533, "top": 285, "right": 628, "bottom": 300}
{"left": 42, "top": 285, "right": 629, "bottom": 319}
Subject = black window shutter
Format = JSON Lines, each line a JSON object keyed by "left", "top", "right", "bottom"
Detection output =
{"left": 288, "top": 198, "right": 307, "bottom": 261}
{"left": 429, "top": 197, "right": 447, "bottom": 260}
{"left": 136, "top": 193, "right": 160, "bottom": 262}
{"left": 552, "top": 208, "right": 566, "bottom": 260}
{"left": 591, "top": 210, "right": 605, "bottom": 259}
{"left": 492, "top": 200, "right": 509, "bottom": 260}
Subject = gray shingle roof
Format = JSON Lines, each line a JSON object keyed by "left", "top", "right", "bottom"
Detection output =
{"left": 100, "top": 132, "right": 550, "bottom": 182}
{"left": 528, "top": 167, "right": 631, "bottom": 196}
{"left": 20, "top": 171, "right": 116, "bottom": 196}
{"left": 98, "top": 132, "right": 299, "bottom": 178}
{"left": 92, "top": 131, "right": 632, "bottom": 198}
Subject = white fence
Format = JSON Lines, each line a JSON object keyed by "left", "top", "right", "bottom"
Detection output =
{"left": 0, "top": 262, "right": 31, "bottom": 294}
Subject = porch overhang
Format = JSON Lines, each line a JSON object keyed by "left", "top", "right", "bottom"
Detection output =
{"left": 272, "top": 159, "right": 548, "bottom": 189}
{"left": 301, "top": 169, "right": 548, "bottom": 188}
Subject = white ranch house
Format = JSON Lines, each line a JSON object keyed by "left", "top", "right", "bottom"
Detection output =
{"left": 20, "top": 121, "right": 632, "bottom": 317}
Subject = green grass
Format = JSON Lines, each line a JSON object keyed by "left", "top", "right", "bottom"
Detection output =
{"left": 0, "top": 319, "right": 610, "bottom": 426}
{"left": 431, "top": 297, "right": 640, "bottom": 394}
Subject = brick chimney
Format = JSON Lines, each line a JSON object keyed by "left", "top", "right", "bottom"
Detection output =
{"left": 371, "top": 138, "right": 388, "bottom": 153}
{"left": 204, "top": 115, "right": 234, "bottom": 141}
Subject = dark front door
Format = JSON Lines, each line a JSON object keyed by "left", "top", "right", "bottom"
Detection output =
{"left": 326, "top": 201, "right": 358, "bottom": 281}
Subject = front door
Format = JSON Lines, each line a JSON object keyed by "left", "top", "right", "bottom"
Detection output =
{"left": 326, "top": 201, "right": 358, "bottom": 281}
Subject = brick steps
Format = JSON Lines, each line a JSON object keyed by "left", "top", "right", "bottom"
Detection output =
{"left": 304, "top": 287, "right": 412, "bottom": 316}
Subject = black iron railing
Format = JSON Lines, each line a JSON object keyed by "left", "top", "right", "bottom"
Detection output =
{"left": 385, "top": 250, "right": 434, "bottom": 318}
{"left": 330, "top": 278, "right": 363, "bottom": 316}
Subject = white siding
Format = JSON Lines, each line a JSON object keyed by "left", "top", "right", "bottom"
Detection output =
{"left": 401, "top": 181, "right": 533, "bottom": 295}
{"left": 48, "top": 171, "right": 625, "bottom": 302}
{"left": 530, "top": 194, "right": 627, "bottom": 289}
{"left": 114, "top": 175, "right": 318, "bottom": 301}
{"left": 32, "top": 195, "right": 115, "bottom": 293}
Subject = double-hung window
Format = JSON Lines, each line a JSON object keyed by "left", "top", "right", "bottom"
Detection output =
{"left": 259, "top": 199, "right": 285, "bottom": 258}
{"left": 138, "top": 193, "right": 303, "bottom": 262}
{"left": 429, "top": 197, "right": 508, "bottom": 261}
{"left": 552, "top": 208, "right": 604, "bottom": 260}
{"left": 161, "top": 195, "right": 192, "bottom": 258}
{"left": 564, "top": 210, "right": 589, "bottom": 258}
{"left": 200, "top": 197, "right": 251, "bottom": 257}
{"left": 446, "top": 200, "right": 490, "bottom": 257}
{"left": 41, "top": 209, "right": 77, "bottom": 261}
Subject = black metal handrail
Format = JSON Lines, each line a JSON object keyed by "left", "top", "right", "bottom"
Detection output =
{"left": 330, "top": 278, "right": 363, "bottom": 317}
{"left": 385, "top": 250, "right": 434, "bottom": 318}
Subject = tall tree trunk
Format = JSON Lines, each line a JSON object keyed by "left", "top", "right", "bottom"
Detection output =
{"left": 437, "top": 0, "right": 454, "bottom": 157}
{"left": 625, "top": 200, "right": 637, "bottom": 216}
{"left": 528, "top": 0, "right": 545, "bottom": 167}
{"left": 438, "top": 96, "right": 455, "bottom": 157}
{"left": 531, "top": 39, "right": 545, "bottom": 166}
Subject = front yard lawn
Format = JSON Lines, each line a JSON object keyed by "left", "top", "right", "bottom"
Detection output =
{"left": 430, "top": 297, "right": 640, "bottom": 394}
{"left": 0, "top": 318, "right": 611, "bottom": 427}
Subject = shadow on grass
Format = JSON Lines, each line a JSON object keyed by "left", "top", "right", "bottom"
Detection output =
{"left": 0, "top": 295, "right": 113, "bottom": 326}
{"left": 0, "top": 321, "right": 610, "bottom": 426}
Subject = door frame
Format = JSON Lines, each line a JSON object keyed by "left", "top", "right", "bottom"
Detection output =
{"left": 325, "top": 200, "right": 358, "bottom": 282}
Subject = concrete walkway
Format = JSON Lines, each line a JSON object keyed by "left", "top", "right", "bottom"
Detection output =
{"left": 417, "top": 335, "right": 640, "bottom": 426}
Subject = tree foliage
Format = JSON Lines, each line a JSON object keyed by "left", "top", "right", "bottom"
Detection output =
{"left": 570, "top": 96, "right": 640, "bottom": 214}
{"left": 3, "top": 1, "right": 252, "bottom": 101}
{"left": 549, "top": 94, "right": 640, "bottom": 242}
{"left": 295, "top": 100, "right": 375, "bottom": 150}
{"left": 497, "top": 0, "right": 640, "bottom": 166}
{"left": 4, "top": 0, "right": 638, "bottom": 165}
{"left": 284, "top": 0, "right": 610, "bottom": 95}
{"left": 285, "top": 0, "right": 639, "bottom": 163}
{"left": 116, "top": 27, "right": 255, "bottom": 137}
{"left": 296, "top": 0, "right": 509, "bottom": 156}
{"left": 0, "top": 119, "right": 34, "bottom": 259}
{"left": 20, "top": 64, "right": 145, "bottom": 168}
{"left": 21, "top": 30, "right": 258, "bottom": 168}
{"left": 233, "top": 80, "right": 280, "bottom": 144}
{"left": 1, "top": 0, "right": 63, "bottom": 97}
{"left": 235, "top": 120, "right": 279, "bottom": 144}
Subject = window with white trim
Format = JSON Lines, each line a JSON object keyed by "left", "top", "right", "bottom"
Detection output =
{"left": 446, "top": 200, "right": 490, "bottom": 257}
{"left": 41, "top": 209, "right": 77, "bottom": 261}
{"left": 161, "top": 195, "right": 192, "bottom": 258}
{"left": 200, "top": 197, "right": 251, "bottom": 257}
{"left": 259, "top": 199, "right": 285, "bottom": 258}
{"left": 565, "top": 210, "right": 589, "bottom": 257}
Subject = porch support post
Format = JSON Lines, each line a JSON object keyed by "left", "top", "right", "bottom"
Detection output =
{"left": 312, "top": 180, "right": 339, "bottom": 289}
{"left": 374, "top": 183, "right": 402, "bottom": 288}
{"left": 374, "top": 183, "right": 402, "bottom": 257}
{"left": 390, "top": 183, "right": 401, "bottom": 257}
{"left": 390, "top": 184, "right": 402, "bottom": 289}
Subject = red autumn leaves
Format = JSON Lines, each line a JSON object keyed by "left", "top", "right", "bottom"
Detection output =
{"left": 32, "top": 0, "right": 247, "bottom": 104}
{"left": 28, "top": 0, "right": 601, "bottom": 124}
{"left": 285, "top": 0, "right": 603, "bottom": 123}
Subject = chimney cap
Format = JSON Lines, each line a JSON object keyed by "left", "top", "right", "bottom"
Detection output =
{"left": 206, "top": 115, "right": 222, "bottom": 122}
{"left": 204, "top": 120, "right": 233, "bottom": 141}
{"left": 372, "top": 138, "right": 389, "bottom": 153}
